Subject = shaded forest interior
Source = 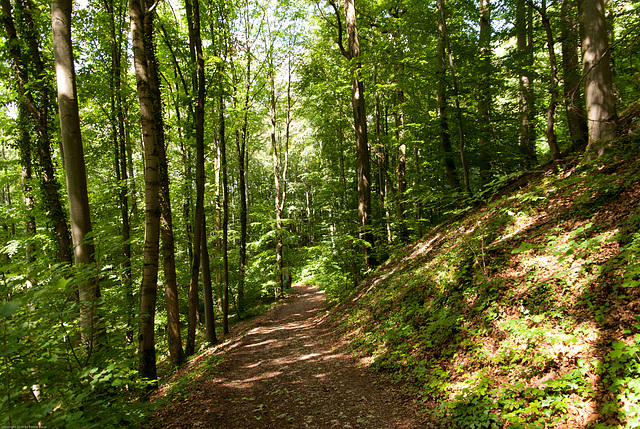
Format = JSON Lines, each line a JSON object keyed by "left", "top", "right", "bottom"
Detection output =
{"left": 1, "top": 0, "right": 639, "bottom": 426}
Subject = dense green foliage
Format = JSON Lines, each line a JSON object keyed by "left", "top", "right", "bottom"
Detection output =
{"left": 0, "top": 0, "right": 639, "bottom": 426}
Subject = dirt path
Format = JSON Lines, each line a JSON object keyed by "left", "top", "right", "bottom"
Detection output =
{"left": 149, "top": 284, "right": 424, "bottom": 428}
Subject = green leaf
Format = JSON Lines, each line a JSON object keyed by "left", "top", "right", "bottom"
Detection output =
{"left": 511, "top": 243, "right": 536, "bottom": 253}
{"left": 54, "top": 277, "right": 73, "bottom": 291}
{"left": 0, "top": 301, "right": 21, "bottom": 318}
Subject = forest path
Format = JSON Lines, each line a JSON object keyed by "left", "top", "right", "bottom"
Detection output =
{"left": 149, "top": 284, "right": 424, "bottom": 428}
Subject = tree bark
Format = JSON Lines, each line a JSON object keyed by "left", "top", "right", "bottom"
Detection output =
{"left": 17, "top": 102, "right": 37, "bottom": 278}
{"left": 517, "top": 0, "right": 537, "bottom": 167}
{"left": 220, "top": 92, "right": 230, "bottom": 335}
{"left": 436, "top": 28, "right": 460, "bottom": 192}
{"left": 477, "top": 0, "right": 493, "bottom": 185}
{"left": 129, "top": 0, "right": 160, "bottom": 384}
{"left": 270, "top": 57, "right": 287, "bottom": 297}
{"left": 236, "top": 56, "right": 249, "bottom": 313}
{"left": 1, "top": 0, "right": 73, "bottom": 265}
{"left": 145, "top": 30, "right": 186, "bottom": 365}
{"left": 186, "top": 0, "right": 205, "bottom": 356}
{"left": 201, "top": 213, "right": 217, "bottom": 345}
{"left": 105, "top": 0, "right": 133, "bottom": 344}
{"left": 331, "top": 0, "right": 375, "bottom": 268}
{"left": 372, "top": 73, "right": 392, "bottom": 244}
{"left": 561, "top": 0, "right": 588, "bottom": 152}
{"left": 579, "top": 0, "right": 617, "bottom": 156}
{"left": 394, "top": 88, "right": 407, "bottom": 241}
{"left": 535, "top": 0, "right": 561, "bottom": 161}
{"left": 52, "top": 0, "right": 100, "bottom": 347}
{"left": 437, "top": 0, "right": 471, "bottom": 196}
{"left": 160, "top": 26, "right": 195, "bottom": 269}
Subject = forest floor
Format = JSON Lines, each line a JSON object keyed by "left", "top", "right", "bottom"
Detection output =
{"left": 148, "top": 283, "right": 425, "bottom": 428}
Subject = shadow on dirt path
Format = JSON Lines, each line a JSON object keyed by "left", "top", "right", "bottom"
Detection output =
{"left": 149, "top": 284, "right": 424, "bottom": 428}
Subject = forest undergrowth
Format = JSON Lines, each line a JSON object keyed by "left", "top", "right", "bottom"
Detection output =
{"left": 325, "top": 140, "right": 640, "bottom": 428}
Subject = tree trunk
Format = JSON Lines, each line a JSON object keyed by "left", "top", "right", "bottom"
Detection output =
{"left": 140, "top": 0, "right": 185, "bottom": 365}
{"left": 129, "top": 0, "right": 160, "bottom": 384}
{"left": 270, "top": 68, "right": 284, "bottom": 297}
{"left": 1, "top": 0, "right": 73, "bottom": 266}
{"left": 161, "top": 26, "right": 195, "bottom": 270}
{"left": 283, "top": 53, "right": 292, "bottom": 287}
{"left": 413, "top": 143, "right": 423, "bottom": 235}
{"left": 477, "top": 0, "right": 493, "bottom": 185}
{"left": 186, "top": 0, "right": 205, "bottom": 356}
{"left": 18, "top": 107, "right": 37, "bottom": 283}
{"left": 579, "top": 0, "right": 617, "bottom": 156}
{"left": 181, "top": 141, "right": 194, "bottom": 264}
{"left": 342, "top": 0, "right": 375, "bottom": 268}
{"left": 235, "top": 3, "right": 254, "bottom": 313}
{"left": 536, "top": 0, "right": 561, "bottom": 161}
{"left": 105, "top": 0, "right": 133, "bottom": 344}
{"left": 1, "top": 145, "right": 14, "bottom": 239}
{"left": 437, "top": 0, "right": 471, "bottom": 196}
{"left": 373, "top": 74, "right": 393, "bottom": 245}
{"left": 236, "top": 73, "right": 249, "bottom": 313}
{"left": 201, "top": 213, "right": 217, "bottom": 345}
{"left": 561, "top": 0, "right": 588, "bottom": 152}
{"left": 394, "top": 89, "right": 407, "bottom": 241}
{"left": 517, "top": 0, "right": 537, "bottom": 167}
{"left": 436, "top": 29, "right": 460, "bottom": 192}
{"left": 52, "top": 0, "right": 100, "bottom": 347}
{"left": 151, "top": 78, "right": 185, "bottom": 366}
{"left": 220, "top": 92, "right": 230, "bottom": 335}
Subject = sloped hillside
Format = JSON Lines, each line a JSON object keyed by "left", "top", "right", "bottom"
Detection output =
{"left": 330, "top": 148, "right": 640, "bottom": 428}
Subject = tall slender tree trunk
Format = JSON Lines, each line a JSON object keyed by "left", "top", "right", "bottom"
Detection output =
{"left": 283, "top": 53, "right": 292, "bottom": 288}
{"left": 185, "top": 0, "right": 206, "bottom": 356}
{"left": 141, "top": 0, "right": 185, "bottom": 365}
{"left": 17, "top": 103, "right": 37, "bottom": 282}
{"left": 220, "top": 92, "right": 230, "bottom": 335}
{"left": 52, "top": 0, "right": 100, "bottom": 348}
{"left": 349, "top": 0, "right": 375, "bottom": 268}
{"left": 105, "top": 0, "right": 133, "bottom": 344}
{"left": 235, "top": 1, "right": 253, "bottom": 313}
{"left": 477, "top": 0, "right": 493, "bottom": 185}
{"left": 1, "top": 145, "right": 14, "bottom": 239}
{"left": 561, "top": 0, "right": 588, "bottom": 151}
{"left": 2, "top": 0, "right": 73, "bottom": 265}
{"left": 270, "top": 59, "right": 284, "bottom": 296}
{"left": 373, "top": 74, "right": 392, "bottom": 244}
{"left": 161, "top": 26, "right": 195, "bottom": 271}
{"left": 517, "top": 0, "right": 537, "bottom": 167}
{"left": 413, "top": 144, "right": 423, "bottom": 235}
{"left": 181, "top": 141, "right": 194, "bottom": 263}
{"left": 201, "top": 213, "right": 217, "bottom": 345}
{"left": 437, "top": 0, "right": 471, "bottom": 196}
{"left": 579, "top": 0, "right": 617, "bottom": 156}
{"left": 394, "top": 88, "right": 407, "bottom": 241}
{"left": 304, "top": 182, "right": 314, "bottom": 245}
{"left": 130, "top": 0, "right": 160, "bottom": 384}
{"left": 436, "top": 29, "right": 460, "bottom": 192}
{"left": 332, "top": 0, "right": 375, "bottom": 269}
{"left": 236, "top": 71, "right": 249, "bottom": 313}
{"left": 536, "top": 0, "right": 561, "bottom": 161}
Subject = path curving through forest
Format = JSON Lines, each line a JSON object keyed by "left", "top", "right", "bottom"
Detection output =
{"left": 149, "top": 284, "right": 424, "bottom": 428}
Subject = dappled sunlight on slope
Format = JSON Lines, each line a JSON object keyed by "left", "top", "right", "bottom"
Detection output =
{"left": 330, "top": 152, "right": 640, "bottom": 428}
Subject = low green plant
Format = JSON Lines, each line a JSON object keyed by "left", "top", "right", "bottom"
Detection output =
{"left": 597, "top": 336, "right": 640, "bottom": 427}
{"left": 442, "top": 390, "right": 501, "bottom": 429}
{"left": 0, "top": 265, "right": 155, "bottom": 429}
